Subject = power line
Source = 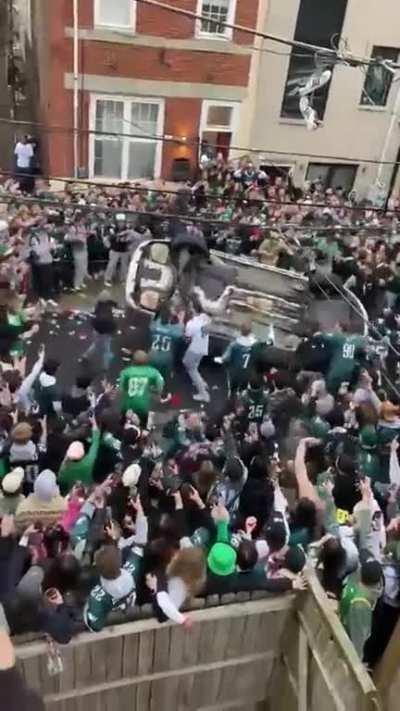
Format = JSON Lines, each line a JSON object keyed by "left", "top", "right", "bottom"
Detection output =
{"left": 0, "top": 189, "right": 396, "bottom": 235}
{"left": 320, "top": 272, "right": 400, "bottom": 399}
{"left": 5, "top": 115, "right": 400, "bottom": 169}
{"left": 2, "top": 168, "right": 399, "bottom": 217}
{"left": 107, "top": 22, "right": 309, "bottom": 60}
{"left": 134, "top": 0, "right": 384, "bottom": 70}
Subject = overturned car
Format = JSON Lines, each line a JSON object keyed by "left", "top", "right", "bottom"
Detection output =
{"left": 125, "top": 233, "right": 367, "bottom": 363}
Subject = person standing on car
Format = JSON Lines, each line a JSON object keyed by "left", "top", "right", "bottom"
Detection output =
{"left": 183, "top": 295, "right": 211, "bottom": 403}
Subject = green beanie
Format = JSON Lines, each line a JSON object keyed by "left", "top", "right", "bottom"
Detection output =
{"left": 310, "top": 416, "right": 330, "bottom": 441}
{"left": 207, "top": 542, "right": 237, "bottom": 577}
{"left": 359, "top": 425, "right": 378, "bottom": 449}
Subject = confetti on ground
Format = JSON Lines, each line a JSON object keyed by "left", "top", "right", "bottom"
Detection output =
{"left": 68, "top": 331, "right": 76, "bottom": 336}
{"left": 79, "top": 335, "right": 88, "bottom": 340}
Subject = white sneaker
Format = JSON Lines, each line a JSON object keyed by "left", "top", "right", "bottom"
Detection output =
{"left": 47, "top": 299, "right": 58, "bottom": 309}
{"left": 192, "top": 392, "right": 210, "bottom": 403}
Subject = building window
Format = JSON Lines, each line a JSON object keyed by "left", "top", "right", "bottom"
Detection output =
{"left": 281, "top": 0, "right": 348, "bottom": 120}
{"left": 90, "top": 96, "right": 164, "bottom": 180}
{"left": 360, "top": 47, "right": 399, "bottom": 106}
{"left": 94, "top": 0, "right": 136, "bottom": 30}
{"left": 207, "top": 105, "right": 233, "bottom": 127}
{"left": 200, "top": 100, "right": 239, "bottom": 160}
{"left": 196, "top": 0, "right": 236, "bottom": 40}
{"left": 306, "top": 163, "right": 358, "bottom": 192}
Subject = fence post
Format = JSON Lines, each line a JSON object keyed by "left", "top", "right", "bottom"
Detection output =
{"left": 298, "top": 626, "right": 308, "bottom": 711}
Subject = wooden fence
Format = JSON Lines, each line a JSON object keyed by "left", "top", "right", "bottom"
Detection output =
{"left": 374, "top": 614, "right": 400, "bottom": 711}
{"left": 15, "top": 573, "right": 382, "bottom": 711}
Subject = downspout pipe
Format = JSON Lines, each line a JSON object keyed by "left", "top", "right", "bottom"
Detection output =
{"left": 73, "top": 0, "right": 79, "bottom": 177}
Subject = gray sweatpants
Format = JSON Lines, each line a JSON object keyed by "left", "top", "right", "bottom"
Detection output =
{"left": 73, "top": 247, "right": 88, "bottom": 289}
{"left": 105, "top": 250, "right": 130, "bottom": 283}
{"left": 183, "top": 349, "right": 208, "bottom": 397}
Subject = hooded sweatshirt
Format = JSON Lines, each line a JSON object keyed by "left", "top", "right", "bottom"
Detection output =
{"left": 15, "top": 491, "right": 67, "bottom": 528}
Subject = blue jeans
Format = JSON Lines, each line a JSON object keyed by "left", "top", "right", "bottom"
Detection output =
{"left": 83, "top": 333, "right": 113, "bottom": 371}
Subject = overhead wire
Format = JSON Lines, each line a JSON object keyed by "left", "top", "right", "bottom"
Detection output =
{"left": 314, "top": 274, "right": 400, "bottom": 400}
{"left": 134, "top": 0, "right": 393, "bottom": 70}
{"left": 2, "top": 167, "right": 400, "bottom": 218}
{"left": 318, "top": 270, "right": 400, "bottom": 399}
{"left": 5, "top": 113, "right": 400, "bottom": 168}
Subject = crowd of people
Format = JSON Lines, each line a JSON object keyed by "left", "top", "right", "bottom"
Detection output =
{"left": 0, "top": 152, "right": 399, "bottom": 688}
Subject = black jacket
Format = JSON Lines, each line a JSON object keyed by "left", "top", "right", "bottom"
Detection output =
{"left": 92, "top": 300, "right": 117, "bottom": 335}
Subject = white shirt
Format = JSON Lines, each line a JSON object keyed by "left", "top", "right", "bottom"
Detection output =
{"left": 14, "top": 142, "right": 34, "bottom": 168}
{"left": 185, "top": 313, "right": 210, "bottom": 355}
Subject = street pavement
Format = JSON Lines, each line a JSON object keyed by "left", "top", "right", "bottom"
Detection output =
{"left": 26, "top": 283, "right": 226, "bottom": 413}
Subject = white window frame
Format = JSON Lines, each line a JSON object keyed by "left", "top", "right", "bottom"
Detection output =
{"left": 195, "top": 0, "right": 237, "bottom": 41}
{"left": 89, "top": 94, "right": 165, "bottom": 181}
{"left": 199, "top": 99, "right": 240, "bottom": 158}
{"left": 94, "top": 0, "right": 136, "bottom": 31}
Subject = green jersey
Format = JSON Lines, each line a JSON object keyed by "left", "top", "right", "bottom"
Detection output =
{"left": 119, "top": 364, "right": 164, "bottom": 415}
{"left": 84, "top": 547, "right": 143, "bottom": 632}
{"left": 224, "top": 339, "right": 256, "bottom": 372}
{"left": 240, "top": 388, "right": 269, "bottom": 423}
{"left": 7, "top": 311, "right": 27, "bottom": 356}
{"left": 149, "top": 319, "right": 183, "bottom": 372}
{"left": 339, "top": 575, "right": 375, "bottom": 658}
{"left": 322, "top": 333, "right": 365, "bottom": 392}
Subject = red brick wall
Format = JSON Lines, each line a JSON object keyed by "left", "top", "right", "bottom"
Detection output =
{"left": 80, "top": 41, "right": 250, "bottom": 85}
{"left": 66, "top": 0, "right": 260, "bottom": 41}
{"left": 39, "top": 0, "right": 260, "bottom": 177}
{"left": 39, "top": 0, "right": 74, "bottom": 176}
{"left": 137, "top": 0, "right": 197, "bottom": 38}
{"left": 75, "top": 0, "right": 93, "bottom": 28}
{"left": 161, "top": 97, "right": 201, "bottom": 178}
{"left": 234, "top": 0, "right": 260, "bottom": 45}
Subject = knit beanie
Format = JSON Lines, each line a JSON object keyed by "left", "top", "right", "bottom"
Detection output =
{"left": 207, "top": 542, "right": 237, "bottom": 577}
{"left": 310, "top": 416, "right": 330, "bottom": 441}
{"left": 34, "top": 470, "right": 58, "bottom": 502}
{"left": 359, "top": 425, "right": 378, "bottom": 450}
{"left": 66, "top": 441, "right": 85, "bottom": 461}
{"left": 122, "top": 463, "right": 141, "bottom": 488}
{"left": 1, "top": 467, "right": 24, "bottom": 494}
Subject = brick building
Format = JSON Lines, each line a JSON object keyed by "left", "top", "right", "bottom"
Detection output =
{"left": 31, "top": 0, "right": 264, "bottom": 180}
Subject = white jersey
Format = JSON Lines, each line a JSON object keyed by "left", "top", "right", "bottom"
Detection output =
{"left": 185, "top": 313, "right": 210, "bottom": 356}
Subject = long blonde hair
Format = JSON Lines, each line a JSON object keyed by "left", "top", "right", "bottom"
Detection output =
{"left": 167, "top": 547, "right": 206, "bottom": 597}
